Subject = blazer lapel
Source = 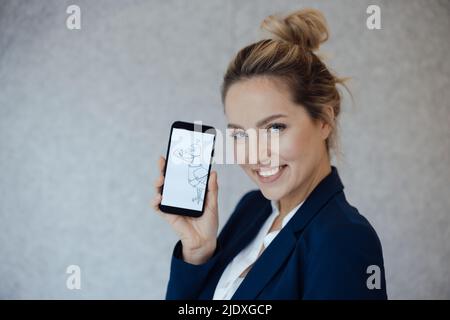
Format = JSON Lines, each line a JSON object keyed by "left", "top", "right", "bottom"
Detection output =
{"left": 225, "top": 200, "right": 273, "bottom": 262}
{"left": 231, "top": 225, "right": 297, "bottom": 300}
{"left": 231, "top": 166, "right": 344, "bottom": 299}
{"left": 200, "top": 199, "right": 274, "bottom": 299}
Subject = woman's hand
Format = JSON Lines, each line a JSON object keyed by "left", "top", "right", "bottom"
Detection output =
{"left": 152, "top": 155, "right": 219, "bottom": 265}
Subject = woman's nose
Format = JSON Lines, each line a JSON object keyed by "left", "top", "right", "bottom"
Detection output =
{"left": 257, "top": 132, "right": 271, "bottom": 165}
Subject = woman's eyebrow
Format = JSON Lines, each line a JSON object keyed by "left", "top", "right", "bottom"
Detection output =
{"left": 227, "top": 114, "right": 287, "bottom": 129}
{"left": 227, "top": 123, "right": 243, "bottom": 129}
{"left": 256, "top": 114, "right": 287, "bottom": 127}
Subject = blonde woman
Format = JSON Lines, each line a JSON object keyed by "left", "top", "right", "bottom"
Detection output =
{"left": 153, "top": 8, "right": 387, "bottom": 300}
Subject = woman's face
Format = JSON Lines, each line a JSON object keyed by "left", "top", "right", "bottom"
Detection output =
{"left": 224, "top": 77, "right": 331, "bottom": 201}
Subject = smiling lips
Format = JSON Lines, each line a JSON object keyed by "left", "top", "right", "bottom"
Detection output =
{"left": 254, "top": 165, "right": 287, "bottom": 183}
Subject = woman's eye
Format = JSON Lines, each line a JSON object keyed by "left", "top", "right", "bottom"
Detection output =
{"left": 231, "top": 131, "right": 248, "bottom": 140}
{"left": 267, "top": 123, "right": 286, "bottom": 133}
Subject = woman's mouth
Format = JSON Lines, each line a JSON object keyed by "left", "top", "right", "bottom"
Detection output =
{"left": 255, "top": 165, "right": 287, "bottom": 184}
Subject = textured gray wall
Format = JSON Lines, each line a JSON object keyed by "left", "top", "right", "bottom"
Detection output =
{"left": 0, "top": 0, "right": 449, "bottom": 299}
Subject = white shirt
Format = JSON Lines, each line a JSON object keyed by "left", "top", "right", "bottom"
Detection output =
{"left": 212, "top": 198, "right": 304, "bottom": 300}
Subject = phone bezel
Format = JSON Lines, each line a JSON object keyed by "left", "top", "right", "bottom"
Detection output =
{"left": 158, "top": 121, "right": 216, "bottom": 217}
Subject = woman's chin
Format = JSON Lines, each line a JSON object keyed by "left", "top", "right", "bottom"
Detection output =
{"left": 258, "top": 187, "right": 286, "bottom": 201}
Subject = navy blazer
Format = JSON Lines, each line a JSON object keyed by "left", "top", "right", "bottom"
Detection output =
{"left": 166, "top": 166, "right": 387, "bottom": 300}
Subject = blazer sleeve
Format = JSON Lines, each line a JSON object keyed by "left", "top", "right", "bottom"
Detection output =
{"left": 166, "top": 191, "right": 258, "bottom": 300}
{"left": 302, "top": 222, "right": 388, "bottom": 300}
{"left": 165, "top": 190, "right": 257, "bottom": 300}
{"left": 165, "top": 239, "right": 223, "bottom": 300}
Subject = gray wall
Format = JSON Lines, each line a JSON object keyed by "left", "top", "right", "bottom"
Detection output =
{"left": 0, "top": 0, "right": 449, "bottom": 299}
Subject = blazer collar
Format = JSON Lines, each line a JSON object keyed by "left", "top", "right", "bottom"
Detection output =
{"left": 231, "top": 165, "right": 344, "bottom": 299}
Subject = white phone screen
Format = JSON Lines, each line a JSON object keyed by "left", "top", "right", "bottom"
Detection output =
{"left": 161, "top": 128, "right": 215, "bottom": 211}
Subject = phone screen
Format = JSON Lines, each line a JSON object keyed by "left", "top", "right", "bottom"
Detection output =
{"left": 160, "top": 126, "right": 215, "bottom": 214}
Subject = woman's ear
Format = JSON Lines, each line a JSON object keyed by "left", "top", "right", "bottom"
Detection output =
{"left": 320, "top": 105, "right": 334, "bottom": 140}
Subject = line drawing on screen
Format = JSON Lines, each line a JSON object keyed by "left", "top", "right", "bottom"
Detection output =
{"left": 172, "top": 138, "right": 209, "bottom": 205}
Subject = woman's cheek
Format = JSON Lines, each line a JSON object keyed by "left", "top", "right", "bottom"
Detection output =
{"left": 279, "top": 134, "right": 304, "bottom": 162}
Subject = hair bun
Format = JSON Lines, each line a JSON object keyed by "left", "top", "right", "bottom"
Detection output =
{"left": 261, "top": 8, "right": 329, "bottom": 51}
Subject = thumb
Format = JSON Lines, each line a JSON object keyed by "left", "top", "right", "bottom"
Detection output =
{"left": 205, "top": 170, "right": 218, "bottom": 212}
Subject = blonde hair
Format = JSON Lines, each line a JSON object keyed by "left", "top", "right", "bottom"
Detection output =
{"left": 221, "top": 8, "right": 352, "bottom": 158}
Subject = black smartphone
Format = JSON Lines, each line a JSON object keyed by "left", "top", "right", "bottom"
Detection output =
{"left": 159, "top": 121, "right": 216, "bottom": 217}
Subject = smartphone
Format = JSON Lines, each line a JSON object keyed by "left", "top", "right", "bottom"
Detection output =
{"left": 159, "top": 121, "right": 216, "bottom": 217}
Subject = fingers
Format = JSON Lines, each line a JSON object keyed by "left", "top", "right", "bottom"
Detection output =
{"left": 152, "top": 189, "right": 180, "bottom": 227}
{"left": 205, "top": 170, "right": 218, "bottom": 212}
{"left": 158, "top": 155, "right": 166, "bottom": 175}
{"left": 209, "top": 170, "right": 218, "bottom": 193}
{"left": 152, "top": 155, "right": 166, "bottom": 215}
{"left": 154, "top": 155, "right": 166, "bottom": 192}
{"left": 151, "top": 193, "right": 162, "bottom": 214}
{"left": 154, "top": 174, "right": 164, "bottom": 193}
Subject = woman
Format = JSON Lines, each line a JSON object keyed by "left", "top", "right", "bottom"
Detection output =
{"left": 152, "top": 8, "right": 387, "bottom": 300}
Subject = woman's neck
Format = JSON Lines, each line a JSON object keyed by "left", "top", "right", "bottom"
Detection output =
{"left": 278, "top": 159, "right": 332, "bottom": 219}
